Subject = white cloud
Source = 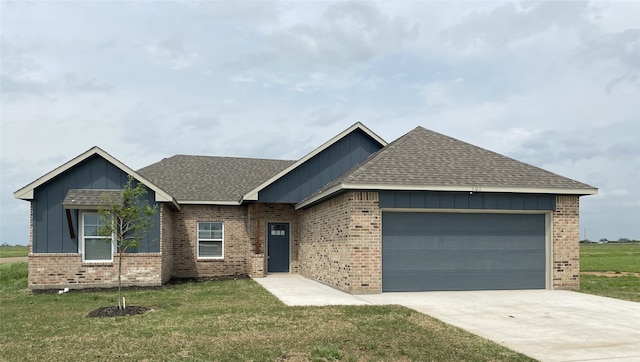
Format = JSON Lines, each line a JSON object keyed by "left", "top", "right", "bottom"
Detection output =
{"left": 145, "top": 37, "right": 200, "bottom": 70}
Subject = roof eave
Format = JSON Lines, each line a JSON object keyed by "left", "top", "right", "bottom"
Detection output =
{"left": 296, "top": 183, "right": 599, "bottom": 209}
{"left": 176, "top": 200, "right": 242, "bottom": 206}
{"left": 242, "top": 122, "right": 387, "bottom": 202}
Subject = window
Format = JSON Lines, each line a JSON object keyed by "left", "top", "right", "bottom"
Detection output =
{"left": 81, "top": 212, "right": 113, "bottom": 262}
{"left": 198, "top": 222, "right": 223, "bottom": 259}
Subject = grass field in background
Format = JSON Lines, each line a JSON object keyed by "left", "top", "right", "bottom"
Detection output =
{"left": 580, "top": 243, "right": 640, "bottom": 302}
{"left": 580, "top": 243, "right": 640, "bottom": 273}
{"left": 0, "top": 275, "right": 532, "bottom": 362}
{"left": 0, "top": 245, "right": 29, "bottom": 258}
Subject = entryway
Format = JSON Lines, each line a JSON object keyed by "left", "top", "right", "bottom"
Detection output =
{"left": 267, "top": 222, "right": 290, "bottom": 272}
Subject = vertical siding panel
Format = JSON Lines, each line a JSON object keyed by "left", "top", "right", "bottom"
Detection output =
{"left": 511, "top": 194, "right": 525, "bottom": 210}
{"left": 34, "top": 191, "right": 47, "bottom": 253}
{"left": 524, "top": 195, "right": 538, "bottom": 210}
{"left": 469, "top": 193, "right": 484, "bottom": 208}
{"left": 379, "top": 192, "right": 395, "bottom": 208}
{"left": 396, "top": 192, "right": 411, "bottom": 208}
{"left": 46, "top": 178, "right": 63, "bottom": 253}
{"left": 484, "top": 194, "right": 498, "bottom": 209}
{"left": 425, "top": 192, "right": 440, "bottom": 208}
{"left": 76, "top": 159, "right": 92, "bottom": 188}
{"left": 330, "top": 139, "right": 341, "bottom": 179}
{"left": 440, "top": 193, "right": 454, "bottom": 208}
{"left": 92, "top": 156, "right": 107, "bottom": 188}
{"left": 410, "top": 192, "right": 425, "bottom": 208}
{"left": 497, "top": 194, "right": 511, "bottom": 209}
{"left": 454, "top": 193, "right": 469, "bottom": 208}
{"left": 61, "top": 174, "right": 76, "bottom": 252}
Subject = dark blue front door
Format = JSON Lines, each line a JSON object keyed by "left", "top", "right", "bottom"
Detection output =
{"left": 267, "top": 223, "right": 290, "bottom": 272}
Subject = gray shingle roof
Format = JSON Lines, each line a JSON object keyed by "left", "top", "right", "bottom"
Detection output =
{"left": 63, "top": 189, "right": 123, "bottom": 209}
{"left": 137, "top": 155, "right": 295, "bottom": 202}
{"left": 305, "top": 126, "right": 596, "bottom": 202}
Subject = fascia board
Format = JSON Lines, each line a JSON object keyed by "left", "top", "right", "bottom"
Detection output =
{"left": 296, "top": 183, "right": 598, "bottom": 209}
{"left": 241, "top": 122, "right": 387, "bottom": 202}
{"left": 13, "top": 146, "right": 180, "bottom": 210}
{"left": 177, "top": 200, "right": 242, "bottom": 206}
{"left": 339, "top": 183, "right": 599, "bottom": 195}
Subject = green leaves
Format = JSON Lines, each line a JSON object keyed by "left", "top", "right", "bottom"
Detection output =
{"left": 97, "top": 176, "right": 158, "bottom": 253}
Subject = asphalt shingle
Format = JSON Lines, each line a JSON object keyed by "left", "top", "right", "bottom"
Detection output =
{"left": 137, "top": 155, "right": 295, "bottom": 202}
{"left": 321, "top": 126, "right": 596, "bottom": 191}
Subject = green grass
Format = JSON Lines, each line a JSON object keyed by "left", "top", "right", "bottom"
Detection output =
{"left": 0, "top": 262, "right": 28, "bottom": 292}
{"left": 0, "top": 276, "right": 533, "bottom": 361}
{"left": 0, "top": 245, "right": 29, "bottom": 258}
{"left": 580, "top": 243, "right": 640, "bottom": 302}
{"left": 580, "top": 242, "right": 640, "bottom": 273}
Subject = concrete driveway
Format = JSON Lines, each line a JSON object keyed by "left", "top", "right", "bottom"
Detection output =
{"left": 255, "top": 274, "right": 640, "bottom": 362}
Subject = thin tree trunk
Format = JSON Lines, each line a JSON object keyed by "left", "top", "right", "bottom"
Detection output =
{"left": 118, "top": 248, "right": 123, "bottom": 309}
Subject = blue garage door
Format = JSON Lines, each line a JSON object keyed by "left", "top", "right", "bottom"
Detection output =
{"left": 382, "top": 212, "right": 546, "bottom": 292}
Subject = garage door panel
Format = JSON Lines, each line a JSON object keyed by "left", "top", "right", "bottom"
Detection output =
{"left": 386, "top": 236, "right": 544, "bottom": 251}
{"left": 384, "top": 251, "right": 545, "bottom": 271}
{"left": 384, "top": 270, "right": 545, "bottom": 292}
{"left": 382, "top": 212, "right": 546, "bottom": 291}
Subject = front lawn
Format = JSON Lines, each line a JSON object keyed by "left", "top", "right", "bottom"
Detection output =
{"left": 0, "top": 267, "right": 532, "bottom": 361}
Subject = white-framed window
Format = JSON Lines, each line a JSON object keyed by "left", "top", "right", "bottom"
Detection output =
{"left": 81, "top": 211, "right": 114, "bottom": 262}
{"left": 197, "top": 222, "right": 224, "bottom": 259}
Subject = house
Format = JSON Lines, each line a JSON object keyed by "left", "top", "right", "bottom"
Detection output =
{"left": 14, "top": 123, "right": 597, "bottom": 293}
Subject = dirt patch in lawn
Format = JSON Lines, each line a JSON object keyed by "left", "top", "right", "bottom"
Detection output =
{"left": 86, "top": 306, "right": 150, "bottom": 318}
{"left": 32, "top": 274, "right": 249, "bottom": 294}
{"left": 581, "top": 271, "right": 640, "bottom": 277}
{"left": 0, "top": 257, "right": 28, "bottom": 264}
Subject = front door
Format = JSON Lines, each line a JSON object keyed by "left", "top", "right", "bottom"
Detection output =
{"left": 267, "top": 223, "right": 290, "bottom": 272}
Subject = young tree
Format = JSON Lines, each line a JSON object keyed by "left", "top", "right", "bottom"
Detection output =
{"left": 98, "top": 176, "right": 158, "bottom": 309}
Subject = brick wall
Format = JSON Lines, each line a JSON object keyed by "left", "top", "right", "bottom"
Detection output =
{"left": 28, "top": 253, "right": 163, "bottom": 290}
{"left": 552, "top": 195, "right": 581, "bottom": 289}
{"left": 347, "top": 192, "right": 382, "bottom": 293}
{"left": 160, "top": 204, "right": 174, "bottom": 283}
{"left": 299, "top": 192, "right": 381, "bottom": 294}
{"left": 172, "top": 205, "right": 251, "bottom": 278}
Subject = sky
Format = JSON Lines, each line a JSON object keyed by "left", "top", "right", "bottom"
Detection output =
{"left": 1, "top": 0, "right": 638, "bottom": 245}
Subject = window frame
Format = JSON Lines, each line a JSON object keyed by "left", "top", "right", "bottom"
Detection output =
{"left": 80, "top": 211, "right": 114, "bottom": 263}
{"left": 197, "top": 221, "right": 224, "bottom": 260}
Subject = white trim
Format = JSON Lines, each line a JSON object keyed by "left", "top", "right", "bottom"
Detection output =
{"left": 80, "top": 211, "right": 114, "bottom": 263}
{"left": 197, "top": 221, "right": 224, "bottom": 260}
{"left": 380, "top": 208, "right": 551, "bottom": 214}
{"left": 545, "top": 212, "right": 553, "bottom": 290}
{"left": 241, "top": 122, "right": 387, "bottom": 202}
{"left": 13, "top": 146, "right": 180, "bottom": 210}
{"left": 178, "top": 200, "right": 241, "bottom": 206}
{"left": 296, "top": 183, "right": 598, "bottom": 209}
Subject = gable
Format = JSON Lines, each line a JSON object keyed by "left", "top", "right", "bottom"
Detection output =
{"left": 14, "top": 146, "right": 176, "bottom": 206}
{"left": 31, "top": 154, "right": 159, "bottom": 253}
{"left": 257, "top": 128, "right": 385, "bottom": 203}
{"left": 297, "top": 126, "right": 597, "bottom": 209}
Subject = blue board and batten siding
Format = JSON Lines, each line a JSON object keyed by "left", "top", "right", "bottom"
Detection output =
{"left": 259, "top": 129, "right": 383, "bottom": 203}
{"left": 32, "top": 154, "right": 160, "bottom": 253}
{"left": 379, "top": 191, "right": 556, "bottom": 211}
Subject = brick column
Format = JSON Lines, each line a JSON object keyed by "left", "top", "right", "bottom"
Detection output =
{"left": 552, "top": 195, "right": 580, "bottom": 289}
